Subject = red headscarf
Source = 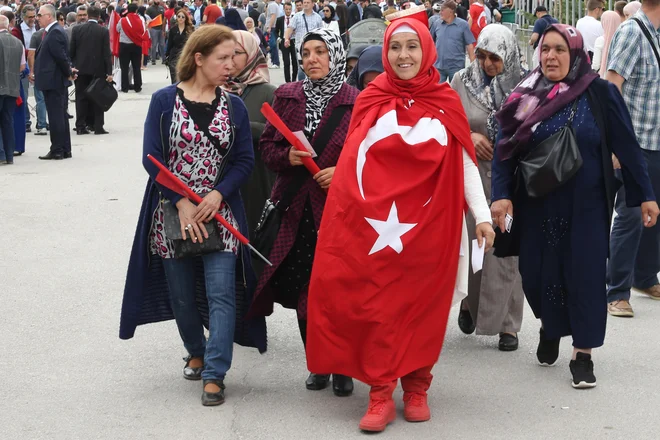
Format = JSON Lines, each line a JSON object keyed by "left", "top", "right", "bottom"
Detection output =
{"left": 347, "top": 18, "right": 476, "bottom": 162}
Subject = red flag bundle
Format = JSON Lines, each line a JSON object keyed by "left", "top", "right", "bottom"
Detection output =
{"left": 108, "top": 11, "right": 121, "bottom": 58}
{"left": 260, "top": 103, "right": 321, "bottom": 176}
{"left": 146, "top": 154, "right": 272, "bottom": 266}
{"left": 147, "top": 15, "right": 163, "bottom": 28}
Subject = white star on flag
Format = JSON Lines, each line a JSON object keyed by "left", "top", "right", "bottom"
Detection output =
{"left": 365, "top": 202, "right": 417, "bottom": 256}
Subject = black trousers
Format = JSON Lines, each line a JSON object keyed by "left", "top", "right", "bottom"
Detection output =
{"left": 43, "top": 87, "right": 71, "bottom": 155}
{"left": 280, "top": 41, "right": 298, "bottom": 83}
{"left": 74, "top": 74, "right": 104, "bottom": 131}
{"left": 119, "top": 43, "right": 142, "bottom": 92}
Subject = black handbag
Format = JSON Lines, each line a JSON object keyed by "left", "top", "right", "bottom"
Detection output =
{"left": 518, "top": 99, "right": 582, "bottom": 198}
{"left": 251, "top": 104, "right": 350, "bottom": 275}
{"left": 84, "top": 77, "right": 118, "bottom": 112}
{"left": 161, "top": 89, "right": 236, "bottom": 259}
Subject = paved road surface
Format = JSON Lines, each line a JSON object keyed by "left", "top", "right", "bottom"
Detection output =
{"left": 2, "top": 65, "right": 660, "bottom": 440}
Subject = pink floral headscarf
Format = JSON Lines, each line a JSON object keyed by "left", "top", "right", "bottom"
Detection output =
{"left": 494, "top": 24, "right": 598, "bottom": 160}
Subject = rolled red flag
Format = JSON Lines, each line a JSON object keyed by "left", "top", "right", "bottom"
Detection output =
{"left": 146, "top": 154, "right": 272, "bottom": 266}
{"left": 260, "top": 103, "right": 321, "bottom": 176}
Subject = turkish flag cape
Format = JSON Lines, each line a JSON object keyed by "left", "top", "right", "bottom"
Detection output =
{"left": 108, "top": 11, "right": 121, "bottom": 58}
{"left": 306, "top": 18, "right": 476, "bottom": 385}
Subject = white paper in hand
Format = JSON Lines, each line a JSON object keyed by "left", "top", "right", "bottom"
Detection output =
{"left": 293, "top": 131, "right": 318, "bottom": 158}
{"left": 471, "top": 238, "right": 485, "bottom": 274}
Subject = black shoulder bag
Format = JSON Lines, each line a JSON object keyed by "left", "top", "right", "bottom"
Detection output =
{"left": 161, "top": 90, "right": 236, "bottom": 258}
{"left": 632, "top": 17, "right": 660, "bottom": 68}
{"left": 251, "top": 104, "right": 350, "bottom": 272}
{"left": 518, "top": 99, "right": 582, "bottom": 198}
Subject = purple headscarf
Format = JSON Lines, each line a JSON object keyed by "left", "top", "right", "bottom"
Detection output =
{"left": 494, "top": 24, "right": 599, "bottom": 160}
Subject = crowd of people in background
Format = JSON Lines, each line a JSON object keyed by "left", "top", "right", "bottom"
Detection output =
{"left": 2, "top": 0, "right": 660, "bottom": 433}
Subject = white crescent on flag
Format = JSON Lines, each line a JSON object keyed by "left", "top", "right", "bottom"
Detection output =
{"left": 356, "top": 110, "right": 448, "bottom": 200}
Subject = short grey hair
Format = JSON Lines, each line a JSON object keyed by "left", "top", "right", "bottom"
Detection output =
{"left": 0, "top": 15, "right": 8, "bottom": 30}
{"left": 22, "top": 4, "right": 36, "bottom": 17}
{"left": 77, "top": 5, "right": 88, "bottom": 12}
{"left": 67, "top": 11, "right": 77, "bottom": 23}
{"left": 39, "top": 4, "right": 57, "bottom": 18}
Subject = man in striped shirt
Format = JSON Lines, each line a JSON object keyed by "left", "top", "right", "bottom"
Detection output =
{"left": 606, "top": 0, "right": 660, "bottom": 317}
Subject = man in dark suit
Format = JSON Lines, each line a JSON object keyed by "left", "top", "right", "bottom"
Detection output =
{"left": 276, "top": 2, "right": 297, "bottom": 82}
{"left": 35, "top": 4, "right": 76, "bottom": 160}
{"left": 70, "top": 6, "right": 112, "bottom": 135}
{"left": 347, "top": 0, "right": 362, "bottom": 28}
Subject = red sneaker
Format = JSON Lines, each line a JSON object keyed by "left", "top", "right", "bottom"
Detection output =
{"left": 358, "top": 398, "right": 396, "bottom": 432}
{"left": 403, "top": 392, "right": 431, "bottom": 422}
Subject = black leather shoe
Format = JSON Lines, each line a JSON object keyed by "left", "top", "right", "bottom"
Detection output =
{"left": 94, "top": 129, "right": 109, "bottom": 135}
{"left": 63, "top": 152, "right": 72, "bottom": 159}
{"left": 498, "top": 333, "right": 519, "bottom": 352}
{"left": 13, "top": 152, "right": 23, "bottom": 156}
{"left": 76, "top": 128, "right": 90, "bottom": 135}
{"left": 332, "top": 374, "right": 354, "bottom": 397}
{"left": 458, "top": 303, "right": 475, "bottom": 335}
{"left": 67, "top": 113, "right": 74, "bottom": 119}
{"left": 183, "top": 355, "right": 203, "bottom": 380}
{"left": 201, "top": 379, "right": 225, "bottom": 406}
{"left": 39, "top": 151, "right": 63, "bottom": 160}
{"left": 305, "top": 373, "right": 330, "bottom": 391}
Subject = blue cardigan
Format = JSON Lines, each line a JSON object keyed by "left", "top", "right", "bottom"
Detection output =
{"left": 119, "top": 84, "right": 267, "bottom": 353}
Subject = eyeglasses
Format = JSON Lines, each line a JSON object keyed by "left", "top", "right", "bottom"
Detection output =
{"left": 323, "top": 8, "right": 330, "bottom": 11}
{"left": 476, "top": 51, "right": 502, "bottom": 63}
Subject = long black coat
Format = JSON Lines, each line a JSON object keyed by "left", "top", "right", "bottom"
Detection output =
{"left": 70, "top": 21, "right": 112, "bottom": 78}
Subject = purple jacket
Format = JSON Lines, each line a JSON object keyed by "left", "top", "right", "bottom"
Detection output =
{"left": 249, "top": 81, "right": 359, "bottom": 318}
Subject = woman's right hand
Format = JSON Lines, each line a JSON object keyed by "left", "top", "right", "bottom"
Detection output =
{"left": 176, "top": 198, "right": 209, "bottom": 243}
{"left": 491, "top": 199, "right": 513, "bottom": 233}
{"left": 289, "top": 146, "right": 312, "bottom": 166}
{"left": 471, "top": 132, "right": 494, "bottom": 161}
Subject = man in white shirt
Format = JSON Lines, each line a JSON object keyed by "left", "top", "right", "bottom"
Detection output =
{"left": 576, "top": 0, "right": 604, "bottom": 58}
{"left": 20, "top": 5, "right": 37, "bottom": 132}
{"left": 284, "top": 0, "right": 323, "bottom": 79}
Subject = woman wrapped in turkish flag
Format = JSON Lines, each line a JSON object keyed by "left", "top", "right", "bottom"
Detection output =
{"left": 306, "top": 17, "right": 495, "bottom": 433}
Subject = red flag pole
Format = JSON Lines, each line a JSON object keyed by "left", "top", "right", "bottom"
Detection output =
{"left": 146, "top": 154, "right": 272, "bottom": 266}
{"left": 260, "top": 103, "right": 322, "bottom": 176}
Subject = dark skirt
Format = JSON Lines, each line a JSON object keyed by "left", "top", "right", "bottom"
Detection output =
{"left": 516, "top": 95, "right": 609, "bottom": 349}
{"left": 269, "top": 199, "right": 317, "bottom": 319}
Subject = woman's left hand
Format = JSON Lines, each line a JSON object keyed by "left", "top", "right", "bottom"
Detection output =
{"left": 194, "top": 190, "right": 224, "bottom": 223}
{"left": 475, "top": 222, "right": 496, "bottom": 252}
{"left": 314, "top": 167, "right": 335, "bottom": 189}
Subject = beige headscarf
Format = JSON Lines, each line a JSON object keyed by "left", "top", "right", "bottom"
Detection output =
{"left": 223, "top": 30, "right": 270, "bottom": 96}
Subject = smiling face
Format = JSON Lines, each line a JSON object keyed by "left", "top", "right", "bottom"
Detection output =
{"left": 387, "top": 32, "right": 422, "bottom": 80}
{"left": 540, "top": 31, "right": 570, "bottom": 82}
{"left": 24, "top": 10, "right": 37, "bottom": 27}
{"left": 302, "top": 39, "right": 330, "bottom": 80}
{"left": 196, "top": 39, "right": 236, "bottom": 85}
{"left": 476, "top": 49, "right": 503, "bottom": 77}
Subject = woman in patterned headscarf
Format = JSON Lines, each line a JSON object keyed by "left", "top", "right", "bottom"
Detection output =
{"left": 252, "top": 28, "right": 358, "bottom": 397}
{"left": 491, "top": 24, "right": 658, "bottom": 389}
{"left": 450, "top": 24, "right": 526, "bottom": 352}
{"left": 222, "top": 30, "right": 276, "bottom": 234}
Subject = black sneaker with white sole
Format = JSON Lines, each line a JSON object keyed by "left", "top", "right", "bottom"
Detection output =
{"left": 569, "top": 352, "right": 597, "bottom": 389}
{"left": 537, "top": 328, "right": 560, "bottom": 366}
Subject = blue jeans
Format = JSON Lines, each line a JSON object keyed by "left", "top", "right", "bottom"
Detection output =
{"left": 607, "top": 150, "right": 660, "bottom": 302}
{"left": 0, "top": 95, "right": 17, "bottom": 163}
{"left": 269, "top": 29, "right": 280, "bottom": 66}
{"left": 438, "top": 68, "right": 459, "bottom": 83}
{"left": 33, "top": 86, "right": 48, "bottom": 129}
{"left": 163, "top": 252, "right": 237, "bottom": 380}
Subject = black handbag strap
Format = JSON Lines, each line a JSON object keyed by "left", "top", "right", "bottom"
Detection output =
{"left": 566, "top": 99, "right": 579, "bottom": 127}
{"left": 632, "top": 17, "right": 660, "bottom": 68}
{"left": 277, "top": 104, "right": 350, "bottom": 210}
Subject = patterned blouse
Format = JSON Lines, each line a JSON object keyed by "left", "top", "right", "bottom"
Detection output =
{"left": 149, "top": 88, "right": 240, "bottom": 259}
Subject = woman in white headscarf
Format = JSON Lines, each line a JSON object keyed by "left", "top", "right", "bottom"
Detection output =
{"left": 451, "top": 24, "right": 526, "bottom": 351}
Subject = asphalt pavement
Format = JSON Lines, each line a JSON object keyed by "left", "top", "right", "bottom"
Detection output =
{"left": 1, "top": 64, "right": 659, "bottom": 440}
